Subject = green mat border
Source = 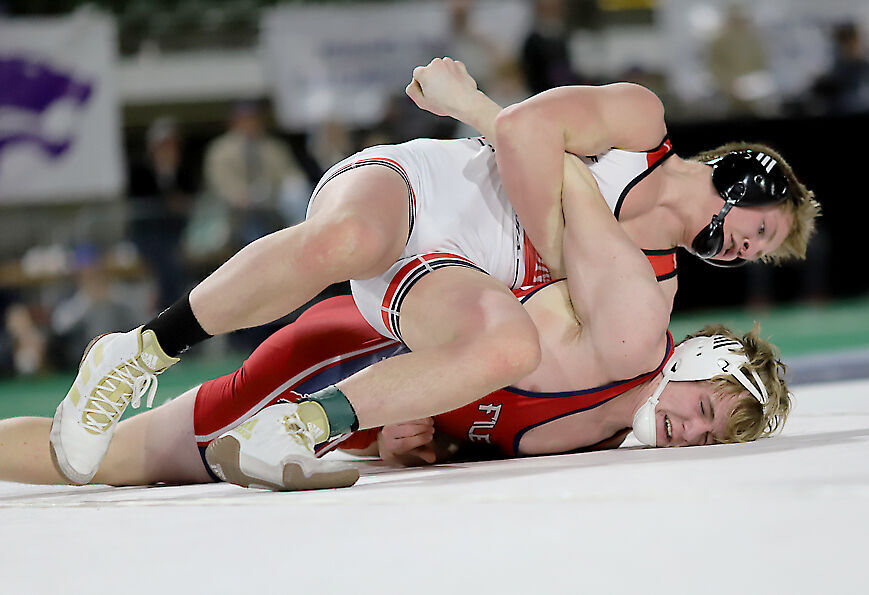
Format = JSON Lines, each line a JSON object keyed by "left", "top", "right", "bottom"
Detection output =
{"left": 2, "top": 297, "right": 868, "bottom": 419}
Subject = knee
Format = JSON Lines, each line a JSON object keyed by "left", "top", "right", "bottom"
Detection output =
{"left": 299, "top": 215, "right": 397, "bottom": 278}
{"left": 466, "top": 324, "right": 542, "bottom": 386}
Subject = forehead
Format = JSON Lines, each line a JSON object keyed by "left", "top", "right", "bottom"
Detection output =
{"left": 712, "top": 389, "right": 744, "bottom": 413}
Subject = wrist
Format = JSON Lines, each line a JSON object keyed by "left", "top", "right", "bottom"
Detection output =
{"left": 459, "top": 91, "right": 502, "bottom": 138}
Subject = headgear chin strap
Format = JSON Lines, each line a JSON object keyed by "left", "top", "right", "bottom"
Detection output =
{"left": 631, "top": 335, "right": 769, "bottom": 447}
{"left": 691, "top": 150, "right": 789, "bottom": 267}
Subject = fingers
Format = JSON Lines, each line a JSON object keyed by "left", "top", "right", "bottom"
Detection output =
{"left": 413, "top": 57, "right": 465, "bottom": 83}
{"left": 405, "top": 444, "right": 437, "bottom": 464}
{"left": 382, "top": 418, "right": 434, "bottom": 441}
{"left": 405, "top": 79, "right": 423, "bottom": 102}
{"left": 380, "top": 419, "right": 435, "bottom": 459}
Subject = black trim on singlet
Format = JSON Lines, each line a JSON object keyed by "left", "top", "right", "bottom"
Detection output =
{"left": 475, "top": 137, "right": 495, "bottom": 152}
{"left": 641, "top": 247, "right": 678, "bottom": 256}
{"left": 508, "top": 332, "right": 673, "bottom": 455}
{"left": 312, "top": 159, "right": 415, "bottom": 243}
{"left": 389, "top": 257, "right": 486, "bottom": 343}
{"left": 646, "top": 135, "right": 672, "bottom": 153}
{"left": 656, "top": 269, "right": 678, "bottom": 282}
{"left": 503, "top": 332, "right": 673, "bottom": 399}
{"left": 199, "top": 446, "right": 222, "bottom": 483}
{"left": 642, "top": 247, "right": 679, "bottom": 282}
{"left": 511, "top": 395, "right": 623, "bottom": 456}
{"left": 612, "top": 136, "right": 674, "bottom": 220}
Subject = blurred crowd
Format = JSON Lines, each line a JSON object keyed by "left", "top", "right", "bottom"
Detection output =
{"left": 1, "top": 0, "right": 867, "bottom": 377}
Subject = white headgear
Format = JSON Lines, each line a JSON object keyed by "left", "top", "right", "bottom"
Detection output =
{"left": 632, "top": 335, "right": 768, "bottom": 447}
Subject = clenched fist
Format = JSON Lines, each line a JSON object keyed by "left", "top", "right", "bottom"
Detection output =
{"left": 406, "top": 57, "right": 480, "bottom": 119}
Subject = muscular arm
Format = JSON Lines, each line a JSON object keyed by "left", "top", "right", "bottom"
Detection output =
{"left": 493, "top": 84, "right": 667, "bottom": 271}
{"left": 407, "top": 61, "right": 667, "bottom": 275}
{"left": 559, "top": 156, "right": 670, "bottom": 379}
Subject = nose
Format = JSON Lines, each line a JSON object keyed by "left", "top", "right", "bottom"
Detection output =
{"left": 738, "top": 236, "right": 763, "bottom": 260}
{"left": 682, "top": 418, "right": 714, "bottom": 445}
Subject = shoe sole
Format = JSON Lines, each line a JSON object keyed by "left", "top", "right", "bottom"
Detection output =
{"left": 49, "top": 333, "right": 111, "bottom": 485}
{"left": 205, "top": 436, "right": 359, "bottom": 491}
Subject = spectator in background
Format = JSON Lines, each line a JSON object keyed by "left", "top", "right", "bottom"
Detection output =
{"left": 4, "top": 303, "right": 46, "bottom": 376}
{"left": 49, "top": 246, "right": 139, "bottom": 370}
{"left": 812, "top": 22, "right": 869, "bottom": 115}
{"left": 521, "top": 0, "right": 580, "bottom": 94}
{"left": 128, "top": 116, "right": 196, "bottom": 311}
{"left": 204, "top": 100, "right": 302, "bottom": 250}
{"left": 705, "top": 5, "right": 776, "bottom": 117}
{"left": 446, "top": 0, "right": 529, "bottom": 138}
{"left": 446, "top": 0, "right": 505, "bottom": 94}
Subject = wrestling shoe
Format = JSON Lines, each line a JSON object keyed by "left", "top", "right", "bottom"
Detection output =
{"left": 49, "top": 326, "right": 179, "bottom": 484}
{"left": 205, "top": 402, "right": 360, "bottom": 491}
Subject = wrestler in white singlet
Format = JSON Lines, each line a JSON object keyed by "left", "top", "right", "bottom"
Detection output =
{"left": 307, "top": 136, "right": 674, "bottom": 341}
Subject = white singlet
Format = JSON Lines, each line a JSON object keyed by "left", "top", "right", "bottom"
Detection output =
{"left": 307, "top": 136, "right": 674, "bottom": 342}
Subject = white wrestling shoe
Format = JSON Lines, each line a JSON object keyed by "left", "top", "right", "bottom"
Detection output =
{"left": 49, "top": 326, "right": 179, "bottom": 484}
{"left": 204, "top": 402, "right": 360, "bottom": 491}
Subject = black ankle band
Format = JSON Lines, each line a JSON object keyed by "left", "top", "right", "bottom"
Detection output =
{"left": 143, "top": 293, "right": 212, "bottom": 357}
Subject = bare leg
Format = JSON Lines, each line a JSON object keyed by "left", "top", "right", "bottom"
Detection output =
{"left": 0, "top": 417, "right": 58, "bottom": 484}
{"left": 190, "top": 166, "right": 410, "bottom": 335}
{"left": 0, "top": 389, "right": 207, "bottom": 486}
{"left": 338, "top": 266, "right": 542, "bottom": 428}
{"left": 94, "top": 388, "right": 210, "bottom": 485}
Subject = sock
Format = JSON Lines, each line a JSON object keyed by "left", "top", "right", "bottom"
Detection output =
{"left": 299, "top": 385, "right": 359, "bottom": 439}
{"left": 143, "top": 293, "right": 212, "bottom": 357}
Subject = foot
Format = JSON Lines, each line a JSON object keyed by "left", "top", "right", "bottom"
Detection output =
{"left": 205, "top": 402, "right": 359, "bottom": 491}
{"left": 49, "top": 326, "right": 179, "bottom": 484}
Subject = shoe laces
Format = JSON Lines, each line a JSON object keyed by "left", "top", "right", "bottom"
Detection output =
{"left": 82, "top": 358, "right": 159, "bottom": 434}
{"left": 281, "top": 411, "right": 317, "bottom": 453}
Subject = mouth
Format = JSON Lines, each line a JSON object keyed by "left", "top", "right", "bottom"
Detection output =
{"left": 664, "top": 415, "right": 673, "bottom": 443}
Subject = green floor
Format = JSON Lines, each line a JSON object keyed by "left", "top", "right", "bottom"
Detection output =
{"left": 2, "top": 297, "right": 868, "bottom": 419}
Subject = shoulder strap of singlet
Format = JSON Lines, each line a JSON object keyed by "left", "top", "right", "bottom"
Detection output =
{"left": 642, "top": 248, "right": 678, "bottom": 282}
{"left": 613, "top": 135, "right": 674, "bottom": 220}
{"left": 630, "top": 135, "right": 678, "bottom": 283}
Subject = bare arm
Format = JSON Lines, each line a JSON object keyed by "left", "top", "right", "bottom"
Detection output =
{"left": 407, "top": 60, "right": 667, "bottom": 275}
{"left": 559, "top": 156, "right": 670, "bottom": 379}
{"left": 494, "top": 84, "right": 667, "bottom": 271}
{"left": 405, "top": 57, "right": 501, "bottom": 139}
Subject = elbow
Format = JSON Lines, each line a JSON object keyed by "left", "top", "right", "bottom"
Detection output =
{"left": 494, "top": 104, "right": 527, "bottom": 139}
{"left": 495, "top": 101, "right": 547, "bottom": 141}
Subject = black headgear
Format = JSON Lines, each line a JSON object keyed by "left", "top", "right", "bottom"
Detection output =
{"left": 691, "top": 149, "right": 790, "bottom": 267}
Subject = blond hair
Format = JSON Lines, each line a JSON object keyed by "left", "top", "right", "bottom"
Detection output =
{"left": 690, "top": 142, "right": 821, "bottom": 264}
{"left": 681, "top": 322, "right": 792, "bottom": 443}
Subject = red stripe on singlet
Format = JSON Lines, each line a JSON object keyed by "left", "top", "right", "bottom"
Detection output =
{"left": 380, "top": 252, "right": 479, "bottom": 338}
{"left": 522, "top": 235, "right": 552, "bottom": 287}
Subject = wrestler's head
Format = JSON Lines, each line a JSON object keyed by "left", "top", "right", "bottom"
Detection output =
{"left": 690, "top": 142, "right": 820, "bottom": 266}
{"left": 634, "top": 323, "right": 792, "bottom": 447}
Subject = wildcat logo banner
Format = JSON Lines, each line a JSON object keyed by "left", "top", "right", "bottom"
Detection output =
{"left": 0, "top": 11, "right": 123, "bottom": 203}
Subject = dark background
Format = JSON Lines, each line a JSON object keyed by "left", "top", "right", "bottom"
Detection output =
{"left": 669, "top": 113, "right": 862, "bottom": 312}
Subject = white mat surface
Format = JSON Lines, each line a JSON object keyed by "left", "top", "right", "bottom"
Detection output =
{"left": 2, "top": 379, "right": 868, "bottom": 594}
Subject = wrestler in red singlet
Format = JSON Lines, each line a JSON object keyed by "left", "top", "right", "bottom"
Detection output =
{"left": 194, "top": 277, "right": 674, "bottom": 479}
